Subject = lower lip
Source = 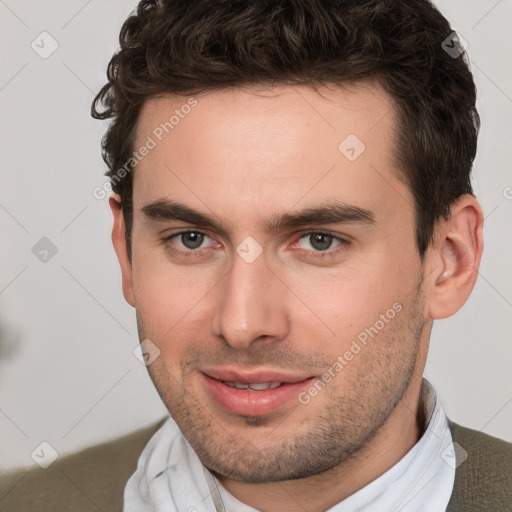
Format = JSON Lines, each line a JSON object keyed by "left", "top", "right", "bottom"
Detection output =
{"left": 199, "top": 372, "right": 315, "bottom": 416}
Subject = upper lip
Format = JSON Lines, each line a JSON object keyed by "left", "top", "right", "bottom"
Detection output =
{"left": 201, "top": 367, "right": 313, "bottom": 384}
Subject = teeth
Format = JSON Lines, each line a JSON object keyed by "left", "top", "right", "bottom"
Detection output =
{"left": 223, "top": 381, "right": 283, "bottom": 390}
{"left": 248, "top": 382, "right": 277, "bottom": 390}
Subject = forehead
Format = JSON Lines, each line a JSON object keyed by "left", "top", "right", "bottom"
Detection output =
{"left": 136, "top": 83, "right": 396, "bottom": 156}
{"left": 132, "top": 83, "right": 410, "bottom": 231}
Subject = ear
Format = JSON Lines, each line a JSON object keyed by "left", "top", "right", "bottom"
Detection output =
{"left": 109, "top": 194, "right": 135, "bottom": 307}
{"left": 427, "top": 194, "right": 484, "bottom": 319}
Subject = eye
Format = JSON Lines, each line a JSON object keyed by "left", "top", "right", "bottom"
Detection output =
{"left": 163, "top": 229, "right": 350, "bottom": 262}
{"left": 176, "top": 231, "right": 207, "bottom": 249}
{"left": 294, "top": 231, "right": 351, "bottom": 261}
{"left": 297, "top": 232, "right": 342, "bottom": 252}
{"left": 166, "top": 230, "right": 218, "bottom": 254}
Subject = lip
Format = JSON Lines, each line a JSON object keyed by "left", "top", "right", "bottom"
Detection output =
{"left": 199, "top": 368, "right": 316, "bottom": 417}
{"left": 201, "top": 367, "right": 312, "bottom": 384}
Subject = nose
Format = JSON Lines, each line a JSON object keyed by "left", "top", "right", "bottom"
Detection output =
{"left": 211, "top": 247, "right": 290, "bottom": 350}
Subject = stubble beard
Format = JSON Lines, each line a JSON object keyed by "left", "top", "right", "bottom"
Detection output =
{"left": 140, "top": 278, "right": 427, "bottom": 483}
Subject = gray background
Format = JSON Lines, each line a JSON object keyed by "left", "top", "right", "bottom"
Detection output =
{"left": 0, "top": 0, "right": 511, "bottom": 470}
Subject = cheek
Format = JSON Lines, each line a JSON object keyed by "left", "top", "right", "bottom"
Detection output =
{"left": 131, "top": 248, "right": 220, "bottom": 339}
{"left": 284, "top": 251, "right": 414, "bottom": 352}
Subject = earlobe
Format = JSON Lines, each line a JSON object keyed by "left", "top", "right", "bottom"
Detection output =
{"left": 109, "top": 194, "right": 136, "bottom": 307}
{"left": 428, "top": 195, "right": 484, "bottom": 319}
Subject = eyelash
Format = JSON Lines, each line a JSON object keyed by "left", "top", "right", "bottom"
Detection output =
{"left": 298, "top": 230, "right": 351, "bottom": 259}
{"left": 163, "top": 229, "right": 351, "bottom": 260}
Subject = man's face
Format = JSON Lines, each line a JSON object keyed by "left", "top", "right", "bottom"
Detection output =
{"left": 123, "top": 84, "right": 431, "bottom": 482}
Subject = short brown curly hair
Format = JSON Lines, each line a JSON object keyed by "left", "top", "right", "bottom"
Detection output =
{"left": 91, "top": 0, "right": 479, "bottom": 260}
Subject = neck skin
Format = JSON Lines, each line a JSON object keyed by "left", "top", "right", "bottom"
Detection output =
{"left": 215, "top": 372, "right": 426, "bottom": 512}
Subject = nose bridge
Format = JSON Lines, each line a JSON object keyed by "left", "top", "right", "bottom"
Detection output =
{"left": 211, "top": 249, "right": 289, "bottom": 349}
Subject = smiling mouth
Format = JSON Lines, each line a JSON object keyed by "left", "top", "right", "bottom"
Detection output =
{"left": 199, "top": 370, "right": 317, "bottom": 416}
{"left": 200, "top": 366, "right": 313, "bottom": 385}
{"left": 222, "top": 381, "right": 284, "bottom": 390}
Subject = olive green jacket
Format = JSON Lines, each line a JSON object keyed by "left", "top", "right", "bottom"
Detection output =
{"left": 1, "top": 420, "right": 511, "bottom": 511}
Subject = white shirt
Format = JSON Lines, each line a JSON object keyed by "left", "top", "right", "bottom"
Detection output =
{"left": 124, "top": 379, "right": 455, "bottom": 512}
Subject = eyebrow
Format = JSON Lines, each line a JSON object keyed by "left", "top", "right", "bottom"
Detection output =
{"left": 141, "top": 199, "right": 375, "bottom": 232}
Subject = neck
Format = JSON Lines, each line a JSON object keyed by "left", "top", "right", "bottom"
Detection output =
{"left": 216, "top": 377, "right": 426, "bottom": 512}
